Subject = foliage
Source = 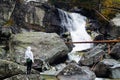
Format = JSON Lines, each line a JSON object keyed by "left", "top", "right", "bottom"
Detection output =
{"left": 49, "top": 0, "right": 120, "bottom": 19}
{"left": 100, "top": 0, "right": 119, "bottom": 19}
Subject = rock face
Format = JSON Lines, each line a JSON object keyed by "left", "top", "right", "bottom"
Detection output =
{"left": 58, "top": 63, "right": 96, "bottom": 80}
{"left": 0, "top": 0, "right": 15, "bottom": 25}
{"left": 25, "top": 2, "right": 45, "bottom": 26}
{"left": 0, "top": 0, "right": 47, "bottom": 31}
{"left": 0, "top": 59, "right": 38, "bottom": 79}
{"left": 12, "top": 32, "right": 69, "bottom": 65}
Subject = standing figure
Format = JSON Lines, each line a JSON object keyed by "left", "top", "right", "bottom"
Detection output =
{"left": 25, "top": 46, "right": 34, "bottom": 74}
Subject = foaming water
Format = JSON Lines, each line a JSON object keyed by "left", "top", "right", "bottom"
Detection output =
{"left": 58, "top": 9, "right": 93, "bottom": 63}
{"left": 58, "top": 9, "right": 93, "bottom": 51}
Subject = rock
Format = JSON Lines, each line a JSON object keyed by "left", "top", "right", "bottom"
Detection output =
{"left": 0, "top": 27, "right": 12, "bottom": 39}
{"left": 61, "top": 32, "right": 73, "bottom": 51}
{"left": 68, "top": 51, "right": 83, "bottom": 63}
{"left": 0, "top": 0, "right": 47, "bottom": 30}
{"left": 12, "top": 32, "right": 69, "bottom": 66}
{"left": 0, "top": 47, "right": 5, "bottom": 59}
{"left": 111, "top": 14, "right": 120, "bottom": 27}
{"left": 43, "top": 8, "right": 62, "bottom": 34}
{"left": 110, "top": 43, "right": 120, "bottom": 59}
{"left": 93, "top": 59, "right": 120, "bottom": 78}
{"left": 4, "top": 74, "right": 41, "bottom": 80}
{"left": 80, "top": 44, "right": 106, "bottom": 66}
{"left": 25, "top": 0, "right": 48, "bottom": 3}
{"left": 40, "top": 68, "right": 63, "bottom": 80}
{"left": 109, "top": 14, "right": 120, "bottom": 38}
{"left": 40, "top": 63, "right": 96, "bottom": 80}
{"left": 0, "top": 59, "right": 38, "bottom": 79}
{"left": 58, "top": 63, "right": 96, "bottom": 80}
{"left": 110, "top": 64, "right": 120, "bottom": 78}
{"left": 25, "top": 2, "right": 45, "bottom": 26}
{"left": 0, "top": 0, "right": 14, "bottom": 25}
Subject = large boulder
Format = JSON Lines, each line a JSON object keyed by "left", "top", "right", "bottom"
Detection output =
{"left": 0, "top": 59, "right": 38, "bottom": 79}
{"left": 58, "top": 63, "right": 96, "bottom": 80}
{"left": 110, "top": 64, "right": 120, "bottom": 78}
{"left": 12, "top": 32, "right": 69, "bottom": 65}
{"left": 93, "top": 59, "right": 120, "bottom": 78}
{"left": 80, "top": 44, "right": 106, "bottom": 66}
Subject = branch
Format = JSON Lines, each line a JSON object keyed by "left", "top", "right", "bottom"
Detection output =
{"left": 93, "top": 9, "right": 110, "bottom": 22}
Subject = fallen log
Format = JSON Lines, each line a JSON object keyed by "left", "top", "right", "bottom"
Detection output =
{"left": 65, "top": 40, "right": 120, "bottom": 44}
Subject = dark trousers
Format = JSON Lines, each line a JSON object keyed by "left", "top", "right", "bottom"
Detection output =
{"left": 26, "top": 60, "right": 32, "bottom": 74}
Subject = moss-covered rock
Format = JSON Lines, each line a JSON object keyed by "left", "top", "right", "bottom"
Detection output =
{"left": 0, "top": 59, "right": 38, "bottom": 79}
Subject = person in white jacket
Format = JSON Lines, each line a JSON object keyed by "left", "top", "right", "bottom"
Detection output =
{"left": 25, "top": 46, "right": 34, "bottom": 74}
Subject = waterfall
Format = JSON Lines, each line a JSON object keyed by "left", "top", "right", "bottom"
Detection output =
{"left": 58, "top": 9, "right": 93, "bottom": 51}
{"left": 58, "top": 9, "right": 93, "bottom": 63}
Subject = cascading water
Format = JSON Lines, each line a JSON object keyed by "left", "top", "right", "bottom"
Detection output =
{"left": 58, "top": 9, "right": 93, "bottom": 63}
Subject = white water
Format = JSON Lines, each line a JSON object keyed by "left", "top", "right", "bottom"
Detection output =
{"left": 58, "top": 9, "right": 93, "bottom": 63}
{"left": 58, "top": 9, "right": 93, "bottom": 51}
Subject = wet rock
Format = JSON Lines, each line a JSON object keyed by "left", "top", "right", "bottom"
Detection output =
{"left": 61, "top": 32, "right": 73, "bottom": 51}
{"left": 110, "top": 43, "right": 120, "bottom": 59}
{"left": 0, "top": 59, "right": 38, "bottom": 79}
{"left": 93, "top": 59, "right": 120, "bottom": 78}
{"left": 110, "top": 64, "right": 120, "bottom": 78}
{"left": 58, "top": 63, "right": 96, "bottom": 80}
{"left": 68, "top": 51, "right": 83, "bottom": 63}
{"left": 12, "top": 32, "right": 69, "bottom": 66}
{"left": 80, "top": 44, "right": 106, "bottom": 66}
{"left": 43, "top": 8, "right": 62, "bottom": 34}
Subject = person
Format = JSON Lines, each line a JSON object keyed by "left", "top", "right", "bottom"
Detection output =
{"left": 25, "top": 46, "right": 34, "bottom": 74}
